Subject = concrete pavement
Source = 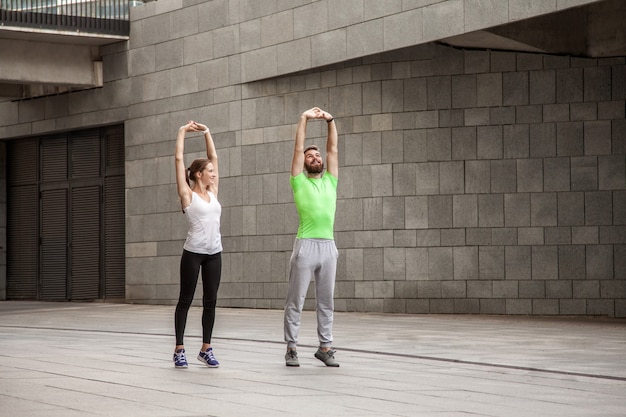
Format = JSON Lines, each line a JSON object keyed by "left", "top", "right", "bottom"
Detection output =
{"left": 0, "top": 301, "right": 625, "bottom": 416}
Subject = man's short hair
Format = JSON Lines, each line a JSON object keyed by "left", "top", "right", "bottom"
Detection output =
{"left": 304, "top": 145, "right": 319, "bottom": 154}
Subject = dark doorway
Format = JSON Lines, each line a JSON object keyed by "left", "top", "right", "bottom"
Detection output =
{"left": 7, "top": 125, "right": 125, "bottom": 301}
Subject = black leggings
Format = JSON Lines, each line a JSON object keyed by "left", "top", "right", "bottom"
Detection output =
{"left": 175, "top": 250, "right": 222, "bottom": 346}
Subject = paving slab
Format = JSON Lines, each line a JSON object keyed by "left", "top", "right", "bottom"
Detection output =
{"left": 1, "top": 301, "right": 625, "bottom": 416}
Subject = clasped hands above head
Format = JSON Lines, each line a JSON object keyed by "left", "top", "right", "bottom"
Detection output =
{"left": 303, "top": 107, "right": 333, "bottom": 122}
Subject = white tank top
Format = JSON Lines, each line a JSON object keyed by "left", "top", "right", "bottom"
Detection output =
{"left": 183, "top": 191, "right": 223, "bottom": 255}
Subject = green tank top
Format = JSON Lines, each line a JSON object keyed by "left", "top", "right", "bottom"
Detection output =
{"left": 290, "top": 171, "right": 338, "bottom": 239}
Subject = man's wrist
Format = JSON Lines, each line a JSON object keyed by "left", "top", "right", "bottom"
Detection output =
{"left": 326, "top": 117, "right": 334, "bottom": 123}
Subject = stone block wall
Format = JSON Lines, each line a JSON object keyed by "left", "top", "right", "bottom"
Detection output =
{"left": 207, "top": 43, "right": 625, "bottom": 316}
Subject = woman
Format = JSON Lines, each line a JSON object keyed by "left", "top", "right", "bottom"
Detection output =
{"left": 173, "top": 120, "right": 222, "bottom": 368}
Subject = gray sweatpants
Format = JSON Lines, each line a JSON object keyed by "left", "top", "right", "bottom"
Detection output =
{"left": 284, "top": 238, "right": 338, "bottom": 349}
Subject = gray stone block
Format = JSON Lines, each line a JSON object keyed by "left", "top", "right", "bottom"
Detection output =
{"left": 584, "top": 66, "right": 612, "bottom": 102}
{"left": 382, "top": 130, "right": 405, "bottom": 164}
{"left": 490, "top": 107, "right": 516, "bottom": 125}
{"left": 585, "top": 191, "right": 613, "bottom": 225}
{"left": 612, "top": 119, "right": 626, "bottom": 154}
{"left": 560, "top": 299, "right": 587, "bottom": 315}
{"left": 452, "top": 127, "right": 477, "bottom": 160}
{"left": 491, "top": 51, "right": 516, "bottom": 72}
{"left": 416, "top": 162, "right": 440, "bottom": 195}
{"left": 453, "top": 246, "right": 478, "bottom": 280}
{"left": 439, "top": 109, "right": 465, "bottom": 127}
{"left": 404, "top": 78, "right": 428, "bottom": 112}
{"left": 506, "top": 299, "right": 533, "bottom": 314}
{"left": 415, "top": 110, "right": 439, "bottom": 129}
{"left": 572, "top": 226, "right": 599, "bottom": 244}
{"left": 466, "top": 228, "right": 491, "bottom": 246}
{"left": 503, "top": 124, "right": 530, "bottom": 159}
{"left": 556, "top": 67, "right": 583, "bottom": 103}
{"left": 428, "top": 195, "right": 453, "bottom": 228}
{"left": 530, "top": 70, "right": 556, "bottom": 104}
{"left": 464, "top": 50, "right": 490, "bottom": 74}
{"left": 517, "top": 159, "right": 543, "bottom": 192}
{"left": 427, "top": 76, "right": 452, "bottom": 110}
{"left": 453, "top": 194, "right": 478, "bottom": 227}
{"left": 416, "top": 229, "right": 441, "bottom": 247}
{"left": 418, "top": 281, "right": 441, "bottom": 298}
{"left": 570, "top": 103, "right": 597, "bottom": 121}
{"left": 572, "top": 156, "right": 598, "bottom": 191}
{"left": 503, "top": 72, "right": 529, "bottom": 106}
{"left": 427, "top": 128, "right": 452, "bottom": 161}
{"left": 452, "top": 75, "right": 476, "bottom": 108}
{"left": 546, "top": 280, "right": 572, "bottom": 298}
{"left": 465, "top": 160, "right": 490, "bottom": 194}
{"left": 598, "top": 155, "right": 626, "bottom": 190}
{"left": 479, "top": 246, "right": 504, "bottom": 280}
{"left": 429, "top": 247, "right": 453, "bottom": 280}
{"left": 530, "top": 123, "right": 556, "bottom": 157}
{"left": 519, "top": 280, "right": 545, "bottom": 298}
{"left": 615, "top": 191, "right": 626, "bottom": 225}
{"left": 491, "top": 160, "right": 516, "bottom": 193}
{"left": 455, "top": 299, "right": 480, "bottom": 314}
{"left": 478, "top": 194, "right": 504, "bottom": 227}
{"left": 586, "top": 299, "right": 614, "bottom": 316}
{"left": 557, "top": 122, "right": 584, "bottom": 156}
{"left": 598, "top": 100, "right": 625, "bottom": 120}
{"left": 464, "top": 108, "right": 490, "bottom": 126}
{"left": 480, "top": 298, "right": 506, "bottom": 314}
{"left": 516, "top": 105, "right": 543, "bottom": 124}
{"left": 406, "top": 247, "right": 429, "bottom": 280}
{"left": 558, "top": 192, "right": 585, "bottom": 226}
{"left": 573, "top": 280, "right": 600, "bottom": 298}
{"left": 532, "top": 245, "right": 559, "bottom": 279}
{"left": 477, "top": 73, "right": 502, "bottom": 107}
{"left": 518, "top": 227, "right": 544, "bottom": 245}
{"left": 363, "top": 248, "right": 383, "bottom": 281}
{"left": 477, "top": 126, "right": 503, "bottom": 159}
{"left": 584, "top": 121, "right": 612, "bottom": 155}
{"left": 383, "top": 197, "right": 405, "bottom": 229}
{"left": 533, "top": 299, "right": 559, "bottom": 315}
{"left": 439, "top": 161, "right": 464, "bottom": 194}
{"left": 505, "top": 193, "right": 531, "bottom": 229}
{"left": 559, "top": 245, "right": 586, "bottom": 280}
{"left": 441, "top": 228, "right": 465, "bottom": 246}
{"left": 492, "top": 228, "right": 517, "bottom": 246}
{"left": 586, "top": 245, "right": 614, "bottom": 280}
{"left": 405, "top": 196, "right": 428, "bottom": 229}
{"left": 394, "top": 163, "right": 417, "bottom": 196}
{"left": 543, "top": 103, "right": 570, "bottom": 122}
{"left": 493, "top": 280, "right": 518, "bottom": 298}
{"left": 543, "top": 157, "right": 570, "bottom": 192}
{"left": 601, "top": 280, "right": 626, "bottom": 299}
{"left": 531, "top": 193, "right": 558, "bottom": 226}
{"left": 468, "top": 280, "right": 491, "bottom": 298}
{"left": 505, "top": 246, "right": 531, "bottom": 280}
{"left": 545, "top": 227, "right": 572, "bottom": 245}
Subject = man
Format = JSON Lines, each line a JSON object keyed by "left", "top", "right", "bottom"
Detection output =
{"left": 284, "top": 107, "right": 340, "bottom": 367}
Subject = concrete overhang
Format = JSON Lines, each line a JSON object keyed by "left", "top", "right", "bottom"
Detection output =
{"left": 441, "top": 0, "right": 626, "bottom": 58}
{"left": 0, "top": 26, "right": 127, "bottom": 100}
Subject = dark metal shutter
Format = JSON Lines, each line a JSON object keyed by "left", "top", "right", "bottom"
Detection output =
{"left": 40, "top": 137, "right": 70, "bottom": 300}
{"left": 7, "top": 140, "right": 38, "bottom": 299}
{"left": 104, "top": 176, "right": 125, "bottom": 298}
{"left": 71, "top": 130, "right": 101, "bottom": 178}
{"left": 71, "top": 185, "right": 100, "bottom": 300}
{"left": 40, "top": 189, "right": 68, "bottom": 300}
{"left": 7, "top": 186, "right": 38, "bottom": 299}
{"left": 104, "top": 126, "right": 125, "bottom": 298}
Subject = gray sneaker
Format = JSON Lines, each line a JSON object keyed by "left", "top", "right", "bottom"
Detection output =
{"left": 314, "top": 348, "right": 340, "bottom": 367}
{"left": 285, "top": 349, "right": 300, "bottom": 367}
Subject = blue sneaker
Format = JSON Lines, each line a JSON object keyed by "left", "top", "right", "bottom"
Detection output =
{"left": 173, "top": 349, "right": 188, "bottom": 368}
{"left": 198, "top": 348, "right": 219, "bottom": 368}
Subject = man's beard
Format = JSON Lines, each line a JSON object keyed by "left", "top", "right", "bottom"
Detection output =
{"left": 304, "top": 161, "right": 324, "bottom": 174}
